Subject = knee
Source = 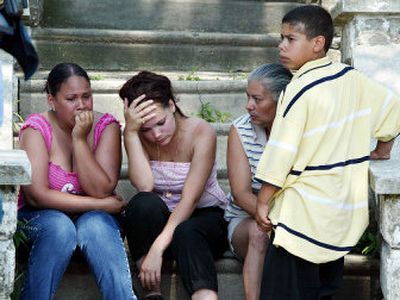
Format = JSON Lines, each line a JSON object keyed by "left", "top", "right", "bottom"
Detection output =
{"left": 125, "top": 192, "right": 165, "bottom": 222}
{"left": 35, "top": 210, "right": 77, "bottom": 250}
{"left": 76, "top": 210, "right": 118, "bottom": 242}
{"left": 248, "top": 221, "right": 269, "bottom": 252}
{"left": 173, "top": 221, "right": 198, "bottom": 246}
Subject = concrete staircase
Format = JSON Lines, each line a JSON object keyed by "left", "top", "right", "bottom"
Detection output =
{"left": 14, "top": 0, "right": 379, "bottom": 299}
{"left": 31, "top": 0, "right": 301, "bottom": 72}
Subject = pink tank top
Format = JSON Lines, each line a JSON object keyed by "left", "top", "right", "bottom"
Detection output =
{"left": 18, "top": 113, "right": 120, "bottom": 209}
{"left": 150, "top": 161, "right": 228, "bottom": 211}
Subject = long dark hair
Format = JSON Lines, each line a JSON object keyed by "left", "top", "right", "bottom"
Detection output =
{"left": 119, "top": 71, "right": 185, "bottom": 116}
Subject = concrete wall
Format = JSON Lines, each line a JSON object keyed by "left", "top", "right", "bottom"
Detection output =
{"left": 333, "top": 1, "right": 400, "bottom": 298}
{"left": 0, "top": 151, "right": 31, "bottom": 300}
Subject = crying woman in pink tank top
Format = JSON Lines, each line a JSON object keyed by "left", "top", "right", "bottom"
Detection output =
{"left": 16, "top": 63, "right": 137, "bottom": 300}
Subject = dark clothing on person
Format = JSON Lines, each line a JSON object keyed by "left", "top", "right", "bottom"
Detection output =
{"left": 124, "top": 192, "right": 228, "bottom": 295}
{"left": 260, "top": 232, "right": 344, "bottom": 300}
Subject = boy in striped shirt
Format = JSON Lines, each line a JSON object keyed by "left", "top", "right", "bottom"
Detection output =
{"left": 255, "top": 5, "right": 400, "bottom": 299}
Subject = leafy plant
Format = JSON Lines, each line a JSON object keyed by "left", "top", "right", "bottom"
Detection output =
{"left": 353, "top": 227, "right": 379, "bottom": 257}
{"left": 13, "top": 111, "right": 25, "bottom": 133}
{"left": 89, "top": 74, "right": 104, "bottom": 81}
{"left": 178, "top": 68, "right": 201, "bottom": 81}
{"left": 197, "top": 101, "right": 232, "bottom": 123}
{"left": 11, "top": 221, "right": 29, "bottom": 300}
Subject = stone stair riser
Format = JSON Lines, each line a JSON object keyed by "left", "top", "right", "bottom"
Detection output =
{"left": 41, "top": 0, "right": 301, "bottom": 34}
{"left": 19, "top": 78, "right": 249, "bottom": 121}
{"left": 32, "top": 32, "right": 280, "bottom": 72}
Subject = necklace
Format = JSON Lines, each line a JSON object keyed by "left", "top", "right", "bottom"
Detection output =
{"left": 156, "top": 121, "right": 181, "bottom": 199}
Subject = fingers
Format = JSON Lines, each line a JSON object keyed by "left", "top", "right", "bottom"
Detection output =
{"left": 124, "top": 94, "right": 157, "bottom": 127}
{"left": 130, "top": 94, "right": 147, "bottom": 108}
{"left": 257, "top": 217, "right": 272, "bottom": 232}
{"left": 75, "top": 110, "right": 93, "bottom": 124}
{"left": 140, "top": 270, "right": 160, "bottom": 290}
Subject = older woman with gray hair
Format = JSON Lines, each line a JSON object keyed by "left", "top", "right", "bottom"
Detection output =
{"left": 224, "top": 63, "right": 292, "bottom": 300}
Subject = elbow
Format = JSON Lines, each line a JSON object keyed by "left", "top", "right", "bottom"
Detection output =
{"left": 25, "top": 198, "right": 41, "bottom": 208}
{"left": 85, "top": 179, "right": 118, "bottom": 198}
{"left": 136, "top": 183, "right": 154, "bottom": 192}
{"left": 129, "top": 176, "right": 154, "bottom": 192}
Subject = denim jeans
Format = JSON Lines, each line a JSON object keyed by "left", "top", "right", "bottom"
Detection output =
{"left": 18, "top": 207, "right": 136, "bottom": 300}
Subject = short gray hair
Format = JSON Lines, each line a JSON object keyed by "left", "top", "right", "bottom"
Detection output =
{"left": 247, "top": 63, "right": 292, "bottom": 102}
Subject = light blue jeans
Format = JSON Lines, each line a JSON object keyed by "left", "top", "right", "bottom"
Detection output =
{"left": 18, "top": 208, "right": 136, "bottom": 300}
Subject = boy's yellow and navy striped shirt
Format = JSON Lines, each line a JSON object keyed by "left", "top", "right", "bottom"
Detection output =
{"left": 255, "top": 56, "right": 400, "bottom": 263}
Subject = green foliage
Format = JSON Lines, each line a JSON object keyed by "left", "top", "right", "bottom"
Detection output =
{"left": 178, "top": 68, "right": 201, "bottom": 81}
{"left": 13, "top": 111, "right": 25, "bottom": 133}
{"left": 13, "top": 111, "right": 24, "bottom": 123}
{"left": 197, "top": 101, "right": 232, "bottom": 123}
{"left": 89, "top": 74, "right": 104, "bottom": 81}
{"left": 353, "top": 227, "right": 379, "bottom": 257}
{"left": 11, "top": 221, "right": 29, "bottom": 300}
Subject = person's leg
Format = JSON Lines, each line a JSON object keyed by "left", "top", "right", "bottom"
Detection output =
{"left": 260, "top": 236, "right": 319, "bottom": 300}
{"left": 231, "top": 218, "right": 268, "bottom": 300}
{"left": 319, "top": 257, "right": 344, "bottom": 300}
{"left": 171, "top": 207, "right": 228, "bottom": 299}
{"left": 124, "top": 192, "right": 170, "bottom": 297}
{"left": 18, "top": 208, "right": 77, "bottom": 300}
{"left": 76, "top": 210, "right": 137, "bottom": 300}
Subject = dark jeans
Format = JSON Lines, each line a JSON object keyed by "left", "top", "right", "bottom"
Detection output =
{"left": 260, "top": 234, "right": 344, "bottom": 300}
{"left": 124, "top": 192, "right": 228, "bottom": 295}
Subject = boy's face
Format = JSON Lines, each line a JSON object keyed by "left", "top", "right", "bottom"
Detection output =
{"left": 279, "top": 23, "right": 319, "bottom": 71}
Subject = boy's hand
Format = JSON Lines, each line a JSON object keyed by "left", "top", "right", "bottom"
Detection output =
{"left": 255, "top": 183, "right": 278, "bottom": 232}
{"left": 256, "top": 201, "right": 272, "bottom": 232}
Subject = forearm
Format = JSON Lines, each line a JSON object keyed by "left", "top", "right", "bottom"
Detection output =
{"left": 257, "top": 183, "right": 279, "bottom": 206}
{"left": 124, "top": 131, "right": 154, "bottom": 191}
{"left": 73, "top": 138, "right": 116, "bottom": 197}
{"left": 24, "top": 188, "right": 105, "bottom": 213}
{"left": 232, "top": 190, "right": 258, "bottom": 217}
{"left": 152, "top": 198, "right": 197, "bottom": 252}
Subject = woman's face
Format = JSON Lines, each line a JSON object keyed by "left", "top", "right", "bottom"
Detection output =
{"left": 48, "top": 75, "right": 93, "bottom": 128}
{"left": 140, "top": 102, "right": 176, "bottom": 146}
{"left": 245, "top": 80, "right": 277, "bottom": 129}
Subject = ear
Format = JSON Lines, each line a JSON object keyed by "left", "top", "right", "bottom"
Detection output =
{"left": 47, "top": 94, "right": 55, "bottom": 111}
{"left": 168, "top": 99, "right": 176, "bottom": 113}
{"left": 313, "top": 35, "right": 326, "bottom": 53}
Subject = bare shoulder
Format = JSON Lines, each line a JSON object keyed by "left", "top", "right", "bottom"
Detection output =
{"left": 187, "top": 117, "right": 216, "bottom": 138}
{"left": 94, "top": 111, "right": 120, "bottom": 130}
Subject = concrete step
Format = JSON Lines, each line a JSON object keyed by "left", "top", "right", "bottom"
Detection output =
{"left": 18, "top": 73, "right": 248, "bottom": 122}
{"left": 51, "top": 253, "right": 378, "bottom": 300}
{"left": 31, "top": 28, "right": 281, "bottom": 72}
{"left": 40, "top": 0, "right": 301, "bottom": 34}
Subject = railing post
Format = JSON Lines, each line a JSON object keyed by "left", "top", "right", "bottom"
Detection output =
{"left": 332, "top": 1, "right": 400, "bottom": 299}
{"left": 0, "top": 150, "right": 31, "bottom": 300}
{"left": 331, "top": 0, "right": 400, "bottom": 93}
{"left": 369, "top": 160, "right": 400, "bottom": 300}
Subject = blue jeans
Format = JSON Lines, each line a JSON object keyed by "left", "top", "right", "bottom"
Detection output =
{"left": 18, "top": 208, "right": 137, "bottom": 300}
